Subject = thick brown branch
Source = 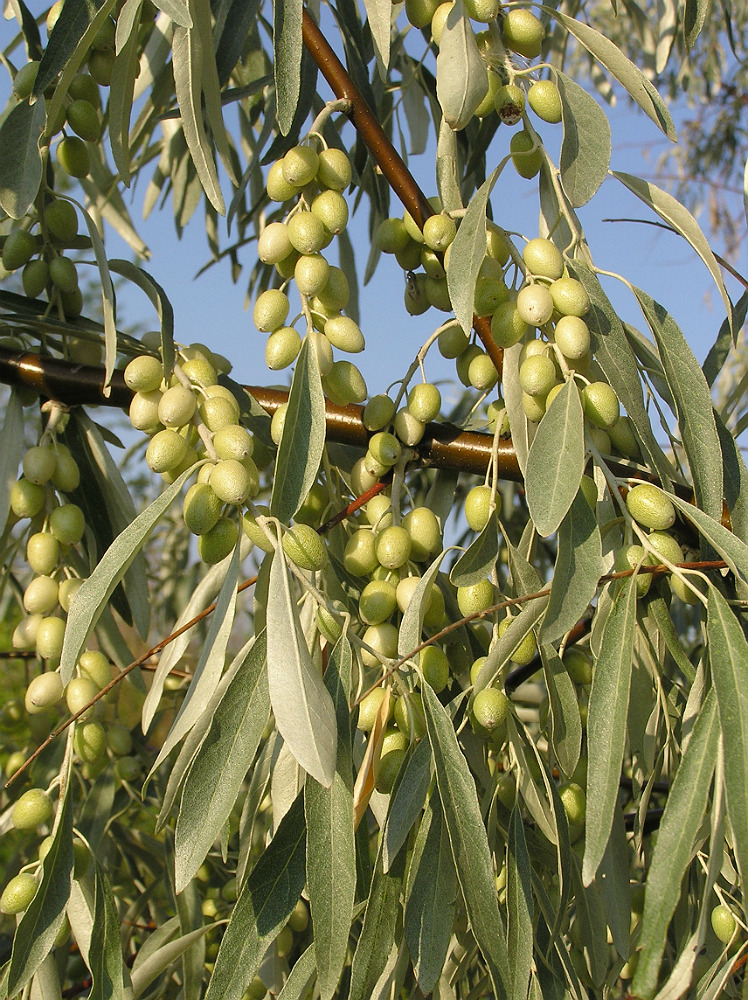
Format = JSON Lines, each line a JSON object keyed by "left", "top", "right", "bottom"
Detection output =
{"left": 300, "top": 10, "right": 504, "bottom": 377}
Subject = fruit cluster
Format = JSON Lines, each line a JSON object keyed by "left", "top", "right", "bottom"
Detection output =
{"left": 253, "top": 143, "right": 370, "bottom": 404}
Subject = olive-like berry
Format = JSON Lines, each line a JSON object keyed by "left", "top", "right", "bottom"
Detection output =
{"left": 472, "top": 688, "right": 509, "bottom": 731}
{"left": 56, "top": 136, "right": 90, "bottom": 178}
{"left": 528, "top": 79, "right": 563, "bottom": 123}
{"left": 359, "top": 580, "right": 398, "bottom": 626}
{"left": 559, "top": 781, "right": 586, "bottom": 835}
{"left": 457, "top": 579, "right": 494, "bottom": 617}
{"left": 361, "top": 623, "right": 399, "bottom": 668}
{"left": 146, "top": 429, "right": 188, "bottom": 474}
{"left": 407, "top": 383, "right": 441, "bottom": 423}
{"left": 253, "top": 289, "right": 290, "bottom": 333}
{"left": 324, "top": 360, "right": 367, "bottom": 406}
{"left": 510, "top": 131, "right": 542, "bottom": 179}
{"left": 357, "top": 687, "right": 390, "bottom": 732}
{"left": 23, "top": 576, "right": 60, "bottom": 615}
{"left": 182, "top": 483, "right": 222, "bottom": 535}
{"left": 563, "top": 648, "right": 593, "bottom": 685}
{"left": 614, "top": 544, "right": 652, "bottom": 597}
{"left": 502, "top": 8, "right": 544, "bottom": 58}
{"left": 582, "top": 382, "right": 620, "bottom": 430}
{"left": 394, "top": 692, "right": 427, "bottom": 740}
{"left": 519, "top": 355, "right": 558, "bottom": 397}
{"left": 78, "top": 650, "right": 111, "bottom": 690}
{"left": 22, "top": 259, "right": 49, "bottom": 299}
{"left": 27, "top": 532, "right": 61, "bottom": 576}
{"left": 549, "top": 277, "right": 590, "bottom": 317}
{"left": 25, "top": 671, "right": 64, "bottom": 713}
{"left": 12, "top": 788, "right": 53, "bottom": 830}
{"left": 312, "top": 190, "right": 349, "bottom": 235}
{"left": 494, "top": 84, "right": 526, "bottom": 126}
{"left": 491, "top": 300, "right": 529, "bottom": 348}
{"left": 66, "top": 99, "right": 100, "bottom": 142}
{"left": 66, "top": 676, "right": 99, "bottom": 718}
{"left": 625, "top": 484, "right": 676, "bottom": 531}
{"left": 282, "top": 145, "right": 319, "bottom": 187}
{"left": 523, "top": 238, "right": 563, "bottom": 280}
{"left": 124, "top": 355, "right": 163, "bottom": 392}
{"left": 49, "top": 503, "right": 86, "bottom": 545}
{"left": 710, "top": 903, "right": 738, "bottom": 945}
{"left": 402, "top": 506, "right": 442, "bottom": 561}
{"left": 157, "top": 385, "right": 196, "bottom": 427}
{"left": 282, "top": 524, "right": 328, "bottom": 571}
{"left": 23, "top": 445, "right": 57, "bottom": 486}
{"left": 1, "top": 873, "right": 38, "bottom": 915}
{"left": 12, "top": 60, "right": 40, "bottom": 100}
{"left": 49, "top": 256, "right": 79, "bottom": 293}
{"left": 10, "top": 479, "right": 45, "bottom": 519}
{"left": 517, "top": 283, "right": 554, "bottom": 327}
{"left": 2, "top": 230, "right": 36, "bottom": 271}
{"left": 465, "top": 484, "right": 498, "bottom": 531}
{"left": 498, "top": 616, "right": 537, "bottom": 664}
{"left": 317, "top": 147, "right": 352, "bottom": 190}
{"left": 375, "top": 525, "right": 412, "bottom": 570}
{"left": 422, "top": 213, "right": 457, "bottom": 252}
{"left": 74, "top": 720, "right": 107, "bottom": 763}
{"left": 58, "top": 578, "right": 83, "bottom": 613}
{"left": 419, "top": 645, "right": 449, "bottom": 692}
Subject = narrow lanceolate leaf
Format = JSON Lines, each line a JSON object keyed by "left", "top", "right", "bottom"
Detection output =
{"left": 631, "top": 287, "right": 722, "bottom": 521}
{"left": 306, "top": 637, "right": 356, "bottom": 1000}
{"left": 151, "top": 0, "right": 192, "bottom": 25}
{"left": 540, "top": 645, "right": 582, "bottom": 779}
{"left": 583, "top": 576, "right": 637, "bottom": 886}
{"left": 382, "top": 735, "right": 432, "bottom": 871}
{"left": 34, "top": 0, "right": 113, "bottom": 96}
{"left": 684, "top": 0, "right": 710, "bottom": 53}
{"left": 108, "top": 260, "right": 174, "bottom": 373}
{"left": 172, "top": 23, "right": 225, "bottom": 214}
{"left": 399, "top": 551, "right": 446, "bottom": 655}
{"left": 175, "top": 633, "right": 270, "bottom": 892}
{"left": 546, "top": 9, "right": 676, "bottom": 140}
{"left": 90, "top": 862, "right": 127, "bottom": 1000}
{"left": 362, "top": 0, "right": 391, "bottom": 78}
{"left": 526, "top": 378, "right": 585, "bottom": 537}
{"left": 348, "top": 838, "right": 407, "bottom": 1000}
{"left": 74, "top": 200, "right": 117, "bottom": 390}
{"left": 670, "top": 494, "right": 748, "bottom": 585}
{"left": 632, "top": 689, "right": 719, "bottom": 998}
{"left": 271, "top": 336, "right": 326, "bottom": 523}
{"left": 436, "top": 0, "right": 489, "bottom": 131}
{"left": 267, "top": 547, "right": 337, "bottom": 786}
{"left": 706, "top": 585, "right": 748, "bottom": 885}
{"left": 59, "top": 465, "right": 197, "bottom": 683}
{"left": 446, "top": 164, "right": 501, "bottom": 338}
{"left": 204, "top": 792, "right": 306, "bottom": 1000}
{"left": 421, "top": 684, "right": 510, "bottom": 999}
{"left": 404, "top": 793, "right": 458, "bottom": 994}
{"left": 540, "top": 489, "right": 602, "bottom": 644}
{"left": 8, "top": 786, "right": 73, "bottom": 996}
{"left": 554, "top": 69, "right": 611, "bottom": 207}
{"left": 276, "top": 943, "right": 317, "bottom": 1000}
{"left": 273, "top": 0, "right": 302, "bottom": 135}
{"left": 507, "top": 805, "right": 533, "bottom": 1000}
{"left": 613, "top": 172, "right": 733, "bottom": 336}
{"left": 108, "top": 0, "right": 142, "bottom": 184}
{"left": 566, "top": 261, "right": 673, "bottom": 489}
{"left": 151, "top": 542, "right": 242, "bottom": 770}
{"left": 0, "top": 98, "right": 46, "bottom": 218}
{"left": 130, "top": 925, "right": 212, "bottom": 999}
{"left": 0, "top": 391, "right": 23, "bottom": 529}
{"left": 190, "top": 0, "right": 236, "bottom": 184}
{"left": 450, "top": 512, "right": 500, "bottom": 588}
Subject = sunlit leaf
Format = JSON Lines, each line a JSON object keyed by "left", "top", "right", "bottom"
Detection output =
{"left": 554, "top": 69, "right": 611, "bottom": 207}
{"left": 436, "top": 0, "right": 489, "bottom": 131}
{"left": 273, "top": 0, "right": 302, "bottom": 135}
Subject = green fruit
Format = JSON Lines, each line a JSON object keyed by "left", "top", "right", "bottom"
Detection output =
{"left": 35, "top": 615, "right": 66, "bottom": 661}
{"left": 200, "top": 392, "right": 241, "bottom": 431}
{"left": 282, "top": 145, "right": 319, "bottom": 187}
{"left": 66, "top": 99, "right": 100, "bottom": 141}
{"left": 45, "top": 199, "right": 79, "bottom": 244}
{"left": 424, "top": 276, "right": 452, "bottom": 311}
{"left": 376, "top": 217, "right": 410, "bottom": 255}
{"left": 198, "top": 517, "right": 238, "bottom": 564}
{"left": 359, "top": 580, "right": 397, "bottom": 625}
{"left": 491, "top": 300, "right": 529, "bottom": 348}
{"left": 582, "top": 382, "right": 620, "bottom": 430}
{"left": 2, "top": 230, "right": 36, "bottom": 271}
{"left": 394, "top": 692, "right": 426, "bottom": 739}
{"left": 646, "top": 531, "right": 683, "bottom": 566}
{"left": 472, "top": 688, "right": 509, "bottom": 731}
{"left": 498, "top": 616, "right": 537, "bottom": 664}
{"left": 66, "top": 676, "right": 99, "bottom": 718}
{"left": 1, "top": 873, "right": 38, "bottom": 914}
{"left": 625, "top": 484, "right": 676, "bottom": 531}
{"left": 158, "top": 385, "right": 197, "bottom": 429}
{"left": 502, "top": 8, "right": 544, "bottom": 58}
{"left": 465, "top": 484, "right": 497, "bottom": 531}
{"left": 423, "top": 213, "right": 456, "bottom": 252}
{"left": 27, "top": 532, "right": 61, "bottom": 575}
{"left": 49, "top": 503, "right": 85, "bottom": 545}
{"left": 474, "top": 275, "right": 508, "bottom": 317}
{"left": 559, "top": 781, "right": 586, "bottom": 826}
{"left": 457, "top": 579, "right": 494, "bottom": 616}
{"left": 375, "top": 525, "right": 412, "bottom": 570}
{"left": 74, "top": 719, "right": 106, "bottom": 763}
{"left": 430, "top": 1, "right": 454, "bottom": 44}
{"left": 563, "top": 648, "right": 593, "bottom": 685}
{"left": 266, "top": 159, "right": 299, "bottom": 202}
{"left": 25, "top": 671, "right": 64, "bottom": 713}
{"left": 464, "top": 0, "right": 498, "bottom": 20}
{"left": 405, "top": 0, "right": 441, "bottom": 28}
{"left": 124, "top": 355, "right": 164, "bottom": 392}
{"left": 13, "top": 614, "right": 43, "bottom": 651}
{"left": 317, "top": 267, "right": 350, "bottom": 312}
{"left": 87, "top": 48, "right": 115, "bottom": 86}
{"left": 23, "top": 445, "right": 57, "bottom": 485}
{"left": 343, "top": 529, "right": 378, "bottom": 576}
{"left": 287, "top": 212, "right": 326, "bottom": 255}
{"left": 324, "top": 360, "right": 367, "bottom": 406}
{"left": 528, "top": 79, "right": 562, "bottom": 123}
{"left": 361, "top": 622, "right": 399, "bottom": 667}
{"left": 282, "top": 523, "right": 328, "bottom": 571}
{"left": 419, "top": 645, "right": 449, "bottom": 692}
{"left": 517, "top": 283, "right": 554, "bottom": 327}
{"left": 146, "top": 429, "right": 188, "bottom": 474}
{"left": 24, "top": 576, "right": 59, "bottom": 615}
{"left": 494, "top": 84, "right": 526, "bottom": 125}
{"left": 614, "top": 544, "right": 652, "bottom": 597}
{"left": 670, "top": 572, "right": 704, "bottom": 605}
{"left": 49, "top": 256, "right": 79, "bottom": 293}
{"left": 12, "top": 788, "right": 53, "bottom": 830}
{"left": 288, "top": 898, "right": 309, "bottom": 932}
{"left": 22, "top": 259, "right": 49, "bottom": 298}
{"left": 523, "top": 237, "right": 563, "bottom": 279}
{"left": 56, "top": 136, "right": 90, "bottom": 178}
{"left": 711, "top": 904, "right": 738, "bottom": 945}
{"left": 357, "top": 687, "right": 389, "bottom": 731}
{"left": 295, "top": 253, "right": 330, "bottom": 296}
{"left": 554, "top": 315, "right": 590, "bottom": 359}
{"left": 60, "top": 288, "right": 84, "bottom": 319}
{"left": 91, "top": 16, "right": 116, "bottom": 50}
{"left": 258, "top": 222, "right": 292, "bottom": 264}
{"left": 253, "top": 289, "right": 290, "bottom": 332}
{"left": 107, "top": 723, "right": 133, "bottom": 756}
{"left": 519, "top": 355, "right": 557, "bottom": 397}
{"left": 317, "top": 147, "right": 352, "bottom": 190}
{"left": 58, "top": 578, "right": 83, "bottom": 613}
{"left": 510, "top": 130, "right": 542, "bottom": 179}
{"left": 13, "top": 61, "right": 40, "bottom": 100}
{"left": 68, "top": 73, "right": 101, "bottom": 107}
{"left": 608, "top": 415, "right": 640, "bottom": 459}
{"left": 407, "top": 383, "right": 441, "bottom": 422}
{"left": 549, "top": 276, "right": 589, "bottom": 317}
{"left": 375, "top": 739, "right": 407, "bottom": 792}
{"left": 402, "top": 506, "right": 442, "bottom": 561}
{"left": 312, "top": 189, "right": 349, "bottom": 235}
{"left": 129, "top": 389, "right": 162, "bottom": 431}
{"left": 78, "top": 651, "right": 111, "bottom": 689}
